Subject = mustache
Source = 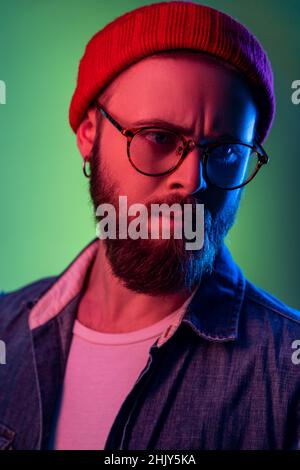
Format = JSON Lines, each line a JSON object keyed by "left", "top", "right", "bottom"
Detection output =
{"left": 120, "top": 192, "right": 208, "bottom": 233}
{"left": 106, "top": 193, "right": 207, "bottom": 227}
{"left": 143, "top": 193, "right": 204, "bottom": 212}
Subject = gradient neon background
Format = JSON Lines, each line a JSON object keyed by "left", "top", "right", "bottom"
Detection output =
{"left": 0, "top": 0, "right": 300, "bottom": 309}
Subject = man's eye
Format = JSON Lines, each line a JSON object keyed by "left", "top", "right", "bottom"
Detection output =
{"left": 216, "top": 144, "right": 234, "bottom": 155}
{"left": 212, "top": 145, "right": 238, "bottom": 162}
{"left": 144, "top": 131, "right": 175, "bottom": 145}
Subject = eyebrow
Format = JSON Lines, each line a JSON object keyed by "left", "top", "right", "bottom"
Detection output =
{"left": 130, "top": 118, "right": 241, "bottom": 142}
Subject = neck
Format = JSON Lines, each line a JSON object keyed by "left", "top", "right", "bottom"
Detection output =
{"left": 77, "top": 240, "right": 193, "bottom": 333}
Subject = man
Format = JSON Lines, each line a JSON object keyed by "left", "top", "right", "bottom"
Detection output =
{"left": 0, "top": 1, "right": 300, "bottom": 451}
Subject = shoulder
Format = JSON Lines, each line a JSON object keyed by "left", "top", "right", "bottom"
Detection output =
{"left": 240, "top": 280, "right": 300, "bottom": 397}
{"left": 243, "top": 279, "right": 300, "bottom": 350}
{"left": 244, "top": 279, "right": 300, "bottom": 325}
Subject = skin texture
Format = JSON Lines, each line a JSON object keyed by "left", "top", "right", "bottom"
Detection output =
{"left": 76, "top": 51, "right": 257, "bottom": 333}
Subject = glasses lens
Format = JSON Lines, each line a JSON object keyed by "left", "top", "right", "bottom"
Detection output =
{"left": 129, "top": 128, "right": 184, "bottom": 174}
{"left": 205, "top": 143, "right": 259, "bottom": 189}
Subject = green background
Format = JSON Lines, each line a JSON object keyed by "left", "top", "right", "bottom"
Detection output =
{"left": 0, "top": 0, "right": 300, "bottom": 308}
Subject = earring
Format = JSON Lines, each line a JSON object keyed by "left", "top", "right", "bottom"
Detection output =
{"left": 82, "top": 158, "right": 91, "bottom": 178}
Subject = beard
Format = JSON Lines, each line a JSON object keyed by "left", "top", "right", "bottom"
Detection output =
{"left": 88, "top": 142, "right": 241, "bottom": 296}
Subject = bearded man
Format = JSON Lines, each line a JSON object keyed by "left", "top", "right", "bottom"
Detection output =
{"left": 1, "top": 1, "right": 300, "bottom": 451}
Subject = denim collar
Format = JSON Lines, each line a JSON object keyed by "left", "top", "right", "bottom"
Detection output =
{"left": 0, "top": 238, "right": 245, "bottom": 448}
{"left": 27, "top": 237, "right": 245, "bottom": 346}
{"left": 181, "top": 243, "right": 245, "bottom": 342}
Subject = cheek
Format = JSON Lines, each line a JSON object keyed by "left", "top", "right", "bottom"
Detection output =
{"left": 203, "top": 187, "right": 239, "bottom": 218}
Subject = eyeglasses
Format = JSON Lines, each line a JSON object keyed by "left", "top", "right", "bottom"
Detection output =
{"left": 94, "top": 101, "right": 269, "bottom": 190}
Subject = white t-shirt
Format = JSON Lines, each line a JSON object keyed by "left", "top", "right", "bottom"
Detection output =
{"left": 52, "top": 303, "right": 191, "bottom": 450}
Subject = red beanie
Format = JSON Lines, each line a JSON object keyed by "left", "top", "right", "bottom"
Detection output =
{"left": 69, "top": 1, "right": 275, "bottom": 144}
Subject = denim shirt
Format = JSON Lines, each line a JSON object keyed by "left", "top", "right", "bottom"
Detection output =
{"left": 1, "top": 238, "right": 300, "bottom": 450}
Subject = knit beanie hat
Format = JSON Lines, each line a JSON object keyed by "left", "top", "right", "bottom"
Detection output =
{"left": 69, "top": 1, "right": 275, "bottom": 144}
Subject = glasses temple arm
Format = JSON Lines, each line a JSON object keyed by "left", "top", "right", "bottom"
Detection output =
{"left": 95, "top": 103, "right": 124, "bottom": 134}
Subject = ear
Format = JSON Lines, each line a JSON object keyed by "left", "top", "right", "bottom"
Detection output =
{"left": 76, "top": 107, "right": 97, "bottom": 161}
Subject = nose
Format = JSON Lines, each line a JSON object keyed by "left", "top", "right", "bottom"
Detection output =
{"left": 166, "top": 143, "right": 207, "bottom": 194}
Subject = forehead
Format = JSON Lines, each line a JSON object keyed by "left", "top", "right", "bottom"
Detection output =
{"left": 102, "top": 50, "right": 254, "bottom": 103}
{"left": 99, "top": 50, "right": 257, "bottom": 139}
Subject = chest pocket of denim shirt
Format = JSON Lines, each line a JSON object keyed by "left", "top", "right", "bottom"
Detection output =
{"left": 0, "top": 422, "right": 16, "bottom": 450}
